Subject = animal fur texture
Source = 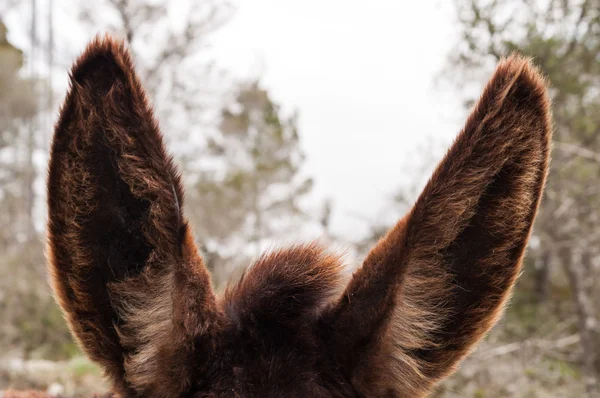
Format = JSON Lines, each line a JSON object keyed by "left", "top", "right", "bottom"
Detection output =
{"left": 39, "top": 35, "right": 552, "bottom": 397}
{"left": 2, "top": 391, "right": 112, "bottom": 398}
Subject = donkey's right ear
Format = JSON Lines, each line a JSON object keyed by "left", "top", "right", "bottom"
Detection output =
{"left": 321, "top": 55, "right": 552, "bottom": 396}
{"left": 47, "top": 35, "right": 218, "bottom": 396}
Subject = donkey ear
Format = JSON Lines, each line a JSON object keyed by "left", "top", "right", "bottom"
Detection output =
{"left": 47, "top": 35, "right": 218, "bottom": 396}
{"left": 321, "top": 54, "right": 552, "bottom": 396}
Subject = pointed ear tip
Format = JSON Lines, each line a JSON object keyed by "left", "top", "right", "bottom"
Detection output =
{"left": 490, "top": 53, "right": 553, "bottom": 142}
{"left": 497, "top": 52, "right": 551, "bottom": 98}
{"left": 69, "top": 34, "right": 132, "bottom": 85}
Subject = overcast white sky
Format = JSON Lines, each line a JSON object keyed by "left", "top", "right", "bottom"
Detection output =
{"left": 208, "top": 0, "right": 465, "bottom": 239}
{"left": 7, "top": 0, "right": 470, "bottom": 242}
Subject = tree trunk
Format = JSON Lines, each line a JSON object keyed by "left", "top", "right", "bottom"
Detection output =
{"left": 24, "top": 0, "right": 38, "bottom": 242}
{"left": 534, "top": 249, "right": 551, "bottom": 304}
{"left": 560, "top": 247, "right": 599, "bottom": 396}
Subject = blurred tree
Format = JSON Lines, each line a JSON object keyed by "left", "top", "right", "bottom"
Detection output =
{"left": 0, "top": 20, "right": 72, "bottom": 361}
{"left": 190, "top": 81, "right": 314, "bottom": 284}
{"left": 218, "top": 82, "right": 313, "bottom": 249}
{"left": 318, "top": 198, "right": 334, "bottom": 240}
{"left": 0, "top": 21, "right": 37, "bottom": 244}
{"left": 76, "top": 0, "right": 232, "bottom": 147}
{"left": 440, "top": 0, "right": 600, "bottom": 395}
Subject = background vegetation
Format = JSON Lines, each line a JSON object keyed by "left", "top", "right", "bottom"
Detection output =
{"left": 1, "top": 0, "right": 599, "bottom": 396}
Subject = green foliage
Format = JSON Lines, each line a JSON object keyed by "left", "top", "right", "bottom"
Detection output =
{"left": 67, "top": 356, "right": 103, "bottom": 379}
{"left": 545, "top": 357, "right": 582, "bottom": 380}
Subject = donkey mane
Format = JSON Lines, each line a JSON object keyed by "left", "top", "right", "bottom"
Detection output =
{"left": 10, "top": 35, "right": 552, "bottom": 397}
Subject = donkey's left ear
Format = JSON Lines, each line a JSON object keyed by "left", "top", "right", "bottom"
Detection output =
{"left": 47, "top": 35, "right": 218, "bottom": 396}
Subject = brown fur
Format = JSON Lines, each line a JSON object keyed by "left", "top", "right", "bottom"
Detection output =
{"left": 2, "top": 391, "right": 112, "bottom": 398}
{"left": 3, "top": 391, "right": 55, "bottom": 398}
{"left": 46, "top": 35, "right": 218, "bottom": 396}
{"left": 40, "top": 35, "right": 552, "bottom": 397}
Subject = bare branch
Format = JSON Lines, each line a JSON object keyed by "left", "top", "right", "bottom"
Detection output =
{"left": 554, "top": 141, "right": 600, "bottom": 163}
{"left": 475, "top": 334, "right": 580, "bottom": 361}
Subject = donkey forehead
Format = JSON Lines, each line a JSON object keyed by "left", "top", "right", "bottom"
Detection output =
{"left": 200, "top": 251, "right": 350, "bottom": 398}
{"left": 196, "top": 332, "right": 354, "bottom": 398}
{"left": 221, "top": 244, "right": 344, "bottom": 328}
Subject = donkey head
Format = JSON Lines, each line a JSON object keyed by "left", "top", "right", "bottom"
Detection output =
{"left": 47, "top": 36, "right": 552, "bottom": 397}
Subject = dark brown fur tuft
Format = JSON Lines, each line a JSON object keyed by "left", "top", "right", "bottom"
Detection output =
{"left": 224, "top": 243, "right": 344, "bottom": 329}
{"left": 3, "top": 391, "right": 113, "bottom": 398}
